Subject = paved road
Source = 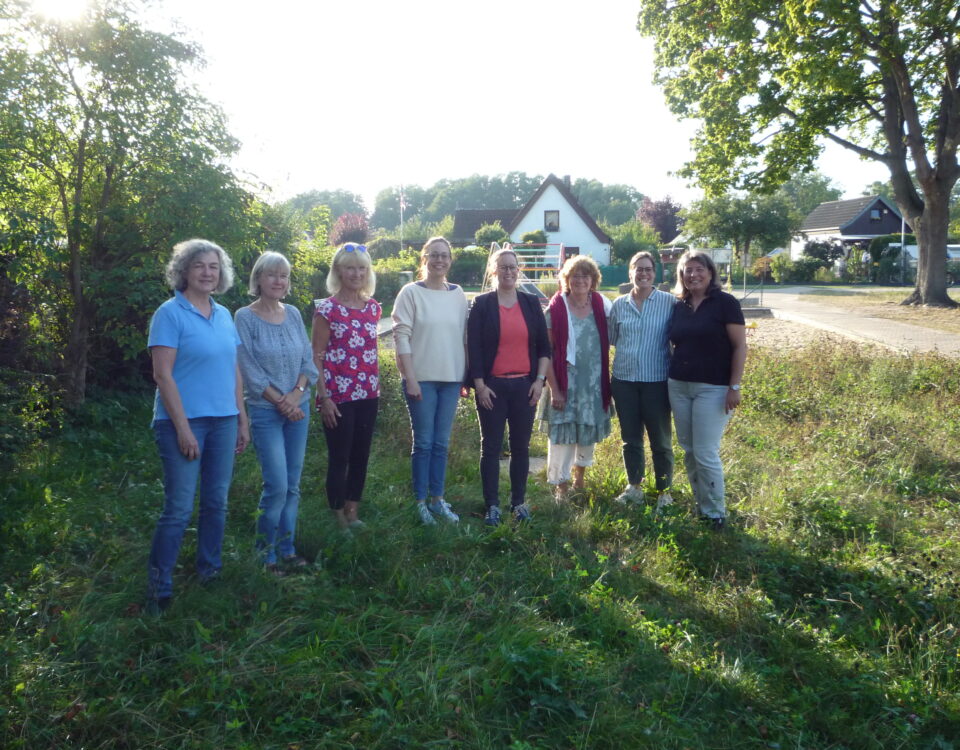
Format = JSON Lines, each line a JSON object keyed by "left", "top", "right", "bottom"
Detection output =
{"left": 758, "top": 286, "right": 960, "bottom": 356}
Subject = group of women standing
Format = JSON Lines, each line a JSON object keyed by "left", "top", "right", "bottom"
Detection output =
{"left": 144, "top": 236, "right": 745, "bottom": 611}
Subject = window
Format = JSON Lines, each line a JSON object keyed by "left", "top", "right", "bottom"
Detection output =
{"left": 544, "top": 210, "right": 559, "bottom": 232}
{"left": 870, "top": 208, "right": 881, "bottom": 222}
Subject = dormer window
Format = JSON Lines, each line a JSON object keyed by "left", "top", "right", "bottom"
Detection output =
{"left": 870, "top": 208, "right": 881, "bottom": 222}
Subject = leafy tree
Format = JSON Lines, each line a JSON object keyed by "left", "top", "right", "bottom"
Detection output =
{"left": 475, "top": 222, "right": 510, "bottom": 247}
{"left": 637, "top": 196, "right": 683, "bottom": 244}
{"left": 637, "top": 0, "right": 959, "bottom": 307}
{"left": 370, "top": 185, "right": 430, "bottom": 229}
{"left": 682, "top": 194, "right": 794, "bottom": 265}
{"left": 862, "top": 180, "right": 896, "bottom": 203}
{"left": 283, "top": 189, "right": 367, "bottom": 221}
{"left": 607, "top": 220, "right": 661, "bottom": 265}
{"left": 0, "top": 0, "right": 259, "bottom": 403}
{"left": 776, "top": 171, "right": 842, "bottom": 219}
{"left": 570, "top": 179, "right": 643, "bottom": 225}
{"left": 803, "top": 240, "right": 845, "bottom": 264}
{"left": 329, "top": 213, "right": 369, "bottom": 246}
{"left": 520, "top": 229, "right": 548, "bottom": 245}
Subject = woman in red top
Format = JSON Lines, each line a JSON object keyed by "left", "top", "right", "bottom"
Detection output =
{"left": 311, "top": 243, "right": 380, "bottom": 532}
{"left": 466, "top": 247, "right": 551, "bottom": 526}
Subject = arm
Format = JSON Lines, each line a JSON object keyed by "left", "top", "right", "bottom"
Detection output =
{"left": 725, "top": 322, "right": 747, "bottom": 412}
{"left": 236, "top": 311, "right": 299, "bottom": 419}
{"left": 528, "top": 302, "right": 551, "bottom": 406}
{"left": 151, "top": 346, "right": 198, "bottom": 460}
{"left": 529, "top": 354, "right": 550, "bottom": 406}
{"left": 311, "top": 311, "right": 341, "bottom": 428}
{"left": 467, "top": 297, "right": 497, "bottom": 409}
{"left": 276, "top": 308, "right": 318, "bottom": 420}
{"left": 392, "top": 287, "right": 421, "bottom": 399}
{"left": 234, "top": 361, "right": 250, "bottom": 452}
{"left": 545, "top": 325, "right": 565, "bottom": 410}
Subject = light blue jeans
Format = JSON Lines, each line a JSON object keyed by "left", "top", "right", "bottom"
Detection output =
{"left": 403, "top": 381, "right": 461, "bottom": 501}
{"left": 149, "top": 416, "right": 238, "bottom": 599}
{"left": 249, "top": 404, "right": 310, "bottom": 565}
{"left": 667, "top": 379, "right": 732, "bottom": 519}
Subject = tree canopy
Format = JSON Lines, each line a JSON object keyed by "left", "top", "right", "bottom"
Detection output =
{"left": 682, "top": 193, "right": 794, "bottom": 264}
{"left": 637, "top": 0, "right": 960, "bottom": 306}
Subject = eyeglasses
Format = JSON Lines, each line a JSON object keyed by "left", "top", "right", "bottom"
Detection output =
{"left": 427, "top": 253, "right": 451, "bottom": 261}
{"left": 634, "top": 266, "right": 655, "bottom": 274}
{"left": 497, "top": 265, "right": 519, "bottom": 272}
{"left": 344, "top": 244, "right": 367, "bottom": 254}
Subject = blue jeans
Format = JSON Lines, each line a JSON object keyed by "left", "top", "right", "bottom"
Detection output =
{"left": 249, "top": 404, "right": 310, "bottom": 564}
{"left": 148, "top": 416, "right": 238, "bottom": 599}
{"left": 667, "top": 379, "right": 732, "bottom": 519}
{"left": 403, "top": 381, "right": 461, "bottom": 501}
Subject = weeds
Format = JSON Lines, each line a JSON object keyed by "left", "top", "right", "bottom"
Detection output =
{"left": 2, "top": 343, "right": 959, "bottom": 747}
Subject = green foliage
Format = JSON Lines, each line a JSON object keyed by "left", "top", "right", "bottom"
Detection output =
{"left": 366, "top": 237, "right": 402, "bottom": 261}
{"left": 683, "top": 193, "right": 793, "bottom": 264}
{"left": 569, "top": 179, "right": 642, "bottom": 225}
{"left": 474, "top": 222, "right": 510, "bottom": 247}
{"left": 776, "top": 171, "right": 842, "bottom": 219}
{"left": 520, "top": 229, "right": 547, "bottom": 245}
{"left": 3, "top": 344, "right": 960, "bottom": 748}
{"left": 282, "top": 189, "right": 367, "bottom": 221}
{"left": 770, "top": 255, "right": 829, "bottom": 284}
{"left": 449, "top": 247, "right": 488, "bottom": 286}
{"left": 803, "top": 240, "right": 845, "bottom": 263}
{"left": 329, "top": 213, "right": 370, "bottom": 246}
{"left": 607, "top": 220, "right": 660, "bottom": 265}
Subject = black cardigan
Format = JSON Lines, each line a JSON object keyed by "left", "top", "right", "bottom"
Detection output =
{"left": 466, "top": 290, "right": 551, "bottom": 384}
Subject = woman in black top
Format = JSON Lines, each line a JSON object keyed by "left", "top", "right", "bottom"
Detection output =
{"left": 467, "top": 247, "right": 551, "bottom": 526}
{"left": 667, "top": 250, "right": 746, "bottom": 530}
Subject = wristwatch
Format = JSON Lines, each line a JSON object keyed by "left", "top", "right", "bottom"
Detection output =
{"left": 536, "top": 374, "right": 546, "bottom": 382}
{"left": 295, "top": 384, "right": 306, "bottom": 392}
{"left": 729, "top": 384, "right": 741, "bottom": 391}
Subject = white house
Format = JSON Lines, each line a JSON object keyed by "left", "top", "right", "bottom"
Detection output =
{"left": 452, "top": 174, "right": 613, "bottom": 265}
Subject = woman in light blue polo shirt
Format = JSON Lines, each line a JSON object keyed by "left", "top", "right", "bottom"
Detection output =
{"left": 146, "top": 239, "right": 250, "bottom": 613}
{"left": 608, "top": 251, "right": 674, "bottom": 508}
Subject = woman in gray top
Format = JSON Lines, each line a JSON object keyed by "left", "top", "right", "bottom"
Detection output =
{"left": 235, "top": 252, "right": 318, "bottom": 574}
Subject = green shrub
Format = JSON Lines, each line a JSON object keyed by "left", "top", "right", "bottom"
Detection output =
{"left": 450, "top": 247, "right": 488, "bottom": 286}
{"left": 475, "top": 222, "right": 510, "bottom": 246}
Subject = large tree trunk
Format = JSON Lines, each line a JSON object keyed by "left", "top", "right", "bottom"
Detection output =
{"left": 901, "top": 188, "right": 957, "bottom": 307}
{"left": 62, "top": 239, "right": 88, "bottom": 405}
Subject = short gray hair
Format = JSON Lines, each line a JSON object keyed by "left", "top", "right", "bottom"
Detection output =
{"left": 248, "top": 251, "right": 291, "bottom": 296}
{"left": 164, "top": 239, "right": 235, "bottom": 294}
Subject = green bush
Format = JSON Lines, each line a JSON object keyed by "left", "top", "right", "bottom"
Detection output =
{"left": 474, "top": 222, "right": 510, "bottom": 246}
{"left": 374, "top": 270, "right": 408, "bottom": 308}
{"left": 449, "top": 247, "right": 488, "bottom": 286}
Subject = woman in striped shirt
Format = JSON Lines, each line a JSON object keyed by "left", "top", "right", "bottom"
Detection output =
{"left": 608, "top": 251, "right": 675, "bottom": 508}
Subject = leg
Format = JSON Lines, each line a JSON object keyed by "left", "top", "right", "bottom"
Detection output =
{"left": 323, "top": 401, "right": 356, "bottom": 512}
{"left": 344, "top": 397, "right": 378, "bottom": 519}
{"left": 612, "top": 378, "right": 646, "bottom": 487}
{"left": 547, "top": 440, "right": 576, "bottom": 486}
{"left": 277, "top": 408, "right": 310, "bottom": 559}
{"left": 249, "top": 406, "right": 288, "bottom": 564}
{"left": 427, "top": 382, "right": 461, "bottom": 499}
{"left": 668, "top": 379, "right": 699, "bottom": 506}
{"left": 476, "top": 379, "right": 509, "bottom": 508}
{"left": 505, "top": 378, "right": 536, "bottom": 507}
{"left": 639, "top": 380, "right": 674, "bottom": 492}
{"left": 688, "top": 384, "right": 732, "bottom": 519}
{"left": 572, "top": 443, "right": 595, "bottom": 489}
{"left": 195, "top": 416, "right": 238, "bottom": 581}
{"left": 404, "top": 380, "right": 437, "bottom": 502}
{"left": 148, "top": 419, "right": 203, "bottom": 600}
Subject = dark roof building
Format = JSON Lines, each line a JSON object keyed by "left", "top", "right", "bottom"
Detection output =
{"left": 791, "top": 195, "right": 911, "bottom": 257}
{"left": 451, "top": 209, "right": 518, "bottom": 244}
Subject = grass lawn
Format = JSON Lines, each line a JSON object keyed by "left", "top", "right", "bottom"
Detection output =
{"left": 803, "top": 287, "right": 960, "bottom": 335}
{"left": 2, "top": 339, "right": 959, "bottom": 748}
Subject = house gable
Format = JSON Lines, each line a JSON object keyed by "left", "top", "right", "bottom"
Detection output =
{"left": 451, "top": 209, "right": 519, "bottom": 245}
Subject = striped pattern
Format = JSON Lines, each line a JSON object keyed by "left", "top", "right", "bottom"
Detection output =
{"left": 608, "top": 289, "right": 674, "bottom": 382}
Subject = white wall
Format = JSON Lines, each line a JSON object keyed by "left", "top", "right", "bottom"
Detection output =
{"left": 508, "top": 183, "right": 611, "bottom": 264}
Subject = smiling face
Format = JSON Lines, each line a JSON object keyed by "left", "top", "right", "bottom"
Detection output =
{"left": 631, "top": 257, "right": 656, "bottom": 290}
{"left": 422, "top": 240, "right": 452, "bottom": 281}
{"left": 494, "top": 252, "right": 519, "bottom": 291}
{"left": 337, "top": 256, "right": 369, "bottom": 293}
{"left": 682, "top": 259, "right": 712, "bottom": 294}
{"left": 259, "top": 265, "right": 290, "bottom": 301}
{"left": 185, "top": 251, "right": 221, "bottom": 296}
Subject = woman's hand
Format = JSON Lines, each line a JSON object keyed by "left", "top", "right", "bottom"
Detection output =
{"left": 476, "top": 383, "right": 497, "bottom": 410}
{"left": 287, "top": 406, "right": 305, "bottom": 422}
{"left": 277, "top": 389, "right": 303, "bottom": 415}
{"left": 176, "top": 426, "right": 200, "bottom": 460}
{"left": 550, "top": 388, "right": 566, "bottom": 411}
{"left": 236, "top": 418, "right": 250, "bottom": 453}
{"left": 528, "top": 378, "right": 544, "bottom": 406}
{"left": 320, "top": 397, "right": 341, "bottom": 428}
{"left": 725, "top": 387, "right": 742, "bottom": 413}
{"left": 405, "top": 378, "right": 422, "bottom": 400}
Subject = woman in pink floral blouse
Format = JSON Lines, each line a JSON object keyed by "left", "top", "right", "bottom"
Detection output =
{"left": 311, "top": 243, "right": 380, "bottom": 531}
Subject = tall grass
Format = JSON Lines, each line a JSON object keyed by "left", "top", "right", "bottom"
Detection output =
{"left": 2, "top": 342, "right": 959, "bottom": 748}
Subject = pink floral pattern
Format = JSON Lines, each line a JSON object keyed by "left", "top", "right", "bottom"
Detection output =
{"left": 315, "top": 297, "right": 381, "bottom": 405}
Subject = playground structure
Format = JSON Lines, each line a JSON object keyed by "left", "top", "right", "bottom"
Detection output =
{"left": 479, "top": 242, "right": 566, "bottom": 297}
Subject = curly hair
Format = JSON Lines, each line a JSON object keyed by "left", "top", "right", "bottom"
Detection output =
{"left": 164, "top": 239, "right": 235, "bottom": 294}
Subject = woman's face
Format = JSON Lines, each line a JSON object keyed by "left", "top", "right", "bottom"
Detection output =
{"left": 567, "top": 267, "right": 593, "bottom": 297}
{"left": 682, "top": 260, "right": 711, "bottom": 294}
{"left": 423, "top": 242, "right": 452, "bottom": 280}
{"left": 185, "top": 251, "right": 220, "bottom": 296}
{"left": 631, "top": 258, "right": 656, "bottom": 290}
{"left": 337, "top": 257, "right": 368, "bottom": 293}
{"left": 494, "top": 253, "right": 519, "bottom": 291}
{"left": 259, "top": 266, "right": 290, "bottom": 301}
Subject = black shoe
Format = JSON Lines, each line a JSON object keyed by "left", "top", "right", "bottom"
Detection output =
{"left": 710, "top": 517, "right": 726, "bottom": 532}
{"left": 145, "top": 596, "right": 172, "bottom": 616}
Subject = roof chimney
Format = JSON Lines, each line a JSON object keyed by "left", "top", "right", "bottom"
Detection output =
{"left": 563, "top": 175, "right": 571, "bottom": 187}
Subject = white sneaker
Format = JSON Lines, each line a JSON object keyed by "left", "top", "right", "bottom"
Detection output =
{"left": 428, "top": 498, "right": 459, "bottom": 523}
{"left": 416, "top": 501, "right": 437, "bottom": 525}
{"left": 615, "top": 486, "right": 643, "bottom": 505}
{"left": 656, "top": 492, "right": 674, "bottom": 510}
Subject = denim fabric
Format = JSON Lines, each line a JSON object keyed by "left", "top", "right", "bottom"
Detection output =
{"left": 322, "top": 397, "right": 378, "bottom": 510}
{"left": 611, "top": 378, "right": 674, "bottom": 490}
{"left": 148, "top": 416, "right": 238, "bottom": 599}
{"left": 403, "top": 381, "right": 461, "bottom": 500}
{"left": 249, "top": 404, "right": 310, "bottom": 564}
{"left": 476, "top": 376, "right": 536, "bottom": 507}
{"left": 667, "top": 379, "right": 732, "bottom": 518}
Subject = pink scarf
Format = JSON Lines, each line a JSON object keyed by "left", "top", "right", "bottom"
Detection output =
{"left": 547, "top": 291, "right": 611, "bottom": 410}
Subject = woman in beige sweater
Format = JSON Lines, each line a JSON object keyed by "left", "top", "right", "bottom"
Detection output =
{"left": 392, "top": 236, "right": 468, "bottom": 525}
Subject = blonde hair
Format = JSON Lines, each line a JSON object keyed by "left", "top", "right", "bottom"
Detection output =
{"left": 164, "top": 239, "right": 234, "bottom": 294}
{"left": 248, "top": 251, "right": 291, "bottom": 296}
{"left": 557, "top": 255, "right": 601, "bottom": 294}
{"left": 326, "top": 243, "right": 376, "bottom": 298}
{"left": 485, "top": 246, "right": 519, "bottom": 284}
{"left": 417, "top": 236, "right": 453, "bottom": 281}
{"left": 673, "top": 250, "right": 721, "bottom": 300}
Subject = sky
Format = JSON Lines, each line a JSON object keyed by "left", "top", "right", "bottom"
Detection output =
{"left": 57, "top": 0, "right": 891, "bottom": 211}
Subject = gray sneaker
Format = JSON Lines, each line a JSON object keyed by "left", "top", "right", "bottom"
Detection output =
{"left": 428, "top": 498, "right": 459, "bottom": 523}
{"left": 416, "top": 502, "right": 437, "bottom": 525}
{"left": 484, "top": 505, "right": 501, "bottom": 527}
{"left": 512, "top": 503, "right": 532, "bottom": 523}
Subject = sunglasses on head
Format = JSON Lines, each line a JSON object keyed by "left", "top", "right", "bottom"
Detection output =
{"left": 344, "top": 244, "right": 367, "bottom": 254}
